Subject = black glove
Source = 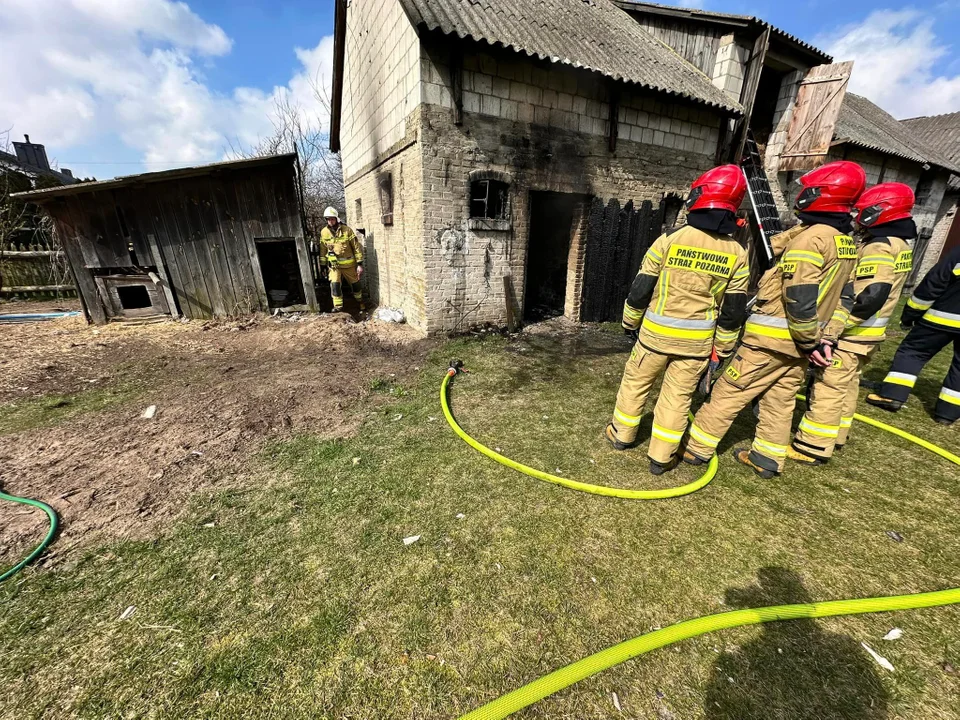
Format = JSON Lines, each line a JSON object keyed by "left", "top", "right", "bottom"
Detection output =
{"left": 900, "top": 308, "right": 921, "bottom": 329}
{"left": 624, "top": 326, "right": 639, "bottom": 341}
{"left": 806, "top": 339, "right": 836, "bottom": 368}
{"left": 697, "top": 349, "right": 722, "bottom": 397}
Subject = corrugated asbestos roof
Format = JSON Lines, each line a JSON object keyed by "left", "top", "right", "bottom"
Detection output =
{"left": 834, "top": 94, "right": 960, "bottom": 175}
{"left": 11, "top": 153, "right": 298, "bottom": 202}
{"left": 398, "top": 0, "right": 742, "bottom": 114}
{"left": 902, "top": 112, "right": 960, "bottom": 190}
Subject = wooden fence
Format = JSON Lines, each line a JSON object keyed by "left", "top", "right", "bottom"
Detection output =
{"left": 1, "top": 235, "right": 77, "bottom": 298}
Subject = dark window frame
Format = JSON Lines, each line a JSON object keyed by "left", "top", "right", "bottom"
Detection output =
{"left": 470, "top": 179, "right": 510, "bottom": 221}
{"left": 377, "top": 173, "right": 393, "bottom": 226}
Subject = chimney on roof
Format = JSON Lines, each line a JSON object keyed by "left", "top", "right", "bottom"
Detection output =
{"left": 13, "top": 135, "right": 51, "bottom": 171}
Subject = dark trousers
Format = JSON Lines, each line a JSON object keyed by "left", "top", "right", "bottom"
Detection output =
{"left": 879, "top": 323, "right": 960, "bottom": 421}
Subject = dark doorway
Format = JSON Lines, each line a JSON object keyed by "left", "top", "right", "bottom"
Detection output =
{"left": 256, "top": 239, "right": 306, "bottom": 309}
{"left": 750, "top": 65, "right": 788, "bottom": 149}
{"left": 116, "top": 285, "right": 151, "bottom": 310}
{"left": 524, "top": 191, "right": 584, "bottom": 321}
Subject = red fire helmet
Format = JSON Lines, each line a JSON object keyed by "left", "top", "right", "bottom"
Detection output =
{"left": 794, "top": 160, "right": 867, "bottom": 214}
{"left": 854, "top": 182, "right": 915, "bottom": 227}
{"left": 685, "top": 165, "right": 747, "bottom": 214}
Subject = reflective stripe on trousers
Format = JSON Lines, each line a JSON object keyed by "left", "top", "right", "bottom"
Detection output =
{"left": 940, "top": 387, "right": 960, "bottom": 406}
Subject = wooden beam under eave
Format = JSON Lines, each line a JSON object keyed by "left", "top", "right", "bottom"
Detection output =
{"left": 608, "top": 84, "right": 621, "bottom": 153}
{"left": 329, "top": 0, "right": 347, "bottom": 152}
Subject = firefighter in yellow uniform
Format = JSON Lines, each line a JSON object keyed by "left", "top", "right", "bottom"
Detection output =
{"left": 789, "top": 183, "right": 916, "bottom": 464}
{"left": 319, "top": 206, "right": 365, "bottom": 312}
{"left": 607, "top": 165, "right": 751, "bottom": 475}
{"left": 683, "top": 160, "right": 866, "bottom": 478}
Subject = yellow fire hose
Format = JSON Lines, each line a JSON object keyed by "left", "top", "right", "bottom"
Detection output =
{"left": 441, "top": 368, "right": 960, "bottom": 720}
{"left": 440, "top": 369, "right": 718, "bottom": 499}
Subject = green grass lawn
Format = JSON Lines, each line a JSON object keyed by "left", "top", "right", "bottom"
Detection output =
{"left": 2, "top": 324, "right": 959, "bottom": 719}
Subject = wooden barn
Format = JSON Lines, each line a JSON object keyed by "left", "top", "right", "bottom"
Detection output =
{"left": 12, "top": 154, "right": 318, "bottom": 324}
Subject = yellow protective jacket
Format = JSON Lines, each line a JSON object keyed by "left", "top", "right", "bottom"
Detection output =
{"left": 829, "top": 235, "right": 913, "bottom": 355}
{"left": 622, "top": 225, "right": 750, "bottom": 359}
{"left": 319, "top": 224, "right": 363, "bottom": 269}
{"left": 742, "top": 223, "right": 857, "bottom": 358}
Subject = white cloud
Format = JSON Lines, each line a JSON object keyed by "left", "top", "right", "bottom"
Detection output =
{"left": 0, "top": 0, "right": 334, "bottom": 176}
{"left": 817, "top": 9, "right": 960, "bottom": 119}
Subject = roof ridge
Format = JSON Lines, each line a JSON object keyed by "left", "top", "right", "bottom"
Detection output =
{"left": 902, "top": 111, "right": 960, "bottom": 122}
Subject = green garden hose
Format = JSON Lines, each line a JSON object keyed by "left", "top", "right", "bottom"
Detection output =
{"left": 0, "top": 490, "right": 59, "bottom": 583}
{"left": 442, "top": 368, "right": 960, "bottom": 720}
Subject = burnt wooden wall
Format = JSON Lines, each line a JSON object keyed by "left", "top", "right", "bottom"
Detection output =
{"left": 43, "top": 160, "right": 314, "bottom": 324}
{"left": 581, "top": 198, "right": 666, "bottom": 322}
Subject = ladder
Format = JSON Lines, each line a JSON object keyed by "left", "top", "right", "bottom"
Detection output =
{"left": 740, "top": 131, "right": 782, "bottom": 269}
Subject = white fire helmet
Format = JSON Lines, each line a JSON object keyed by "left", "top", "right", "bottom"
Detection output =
{"left": 323, "top": 206, "right": 340, "bottom": 219}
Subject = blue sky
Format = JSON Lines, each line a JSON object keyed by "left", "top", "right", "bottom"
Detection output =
{"left": 1, "top": 0, "right": 958, "bottom": 181}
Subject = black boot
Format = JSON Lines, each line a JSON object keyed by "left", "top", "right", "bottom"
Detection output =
{"left": 649, "top": 457, "right": 679, "bottom": 476}
{"left": 733, "top": 448, "right": 778, "bottom": 479}
{"left": 866, "top": 394, "right": 902, "bottom": 412}
{"left": 605, "top": 424, "right": 637, "bottom": 451}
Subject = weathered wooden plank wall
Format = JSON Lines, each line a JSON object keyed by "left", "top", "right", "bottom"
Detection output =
{"left": 630, "top": 17, "right": 725, "bottom": 76}
{"left": 40, "top": 159, "right": 313, "bottom": 322}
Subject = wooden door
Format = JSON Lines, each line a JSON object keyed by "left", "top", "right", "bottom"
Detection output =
{"left": 779, "top": 61, "right": 854, "bottom": 172}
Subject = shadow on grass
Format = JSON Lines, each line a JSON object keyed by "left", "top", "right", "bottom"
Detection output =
{"left": 704, "top": 567, "right": 889, "bottom": 720}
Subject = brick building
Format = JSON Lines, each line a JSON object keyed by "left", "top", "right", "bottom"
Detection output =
{"left": 902, "top": 112, "right": 960, "bottom": 274}
{"left": 330, "top": 0, "right": 742, "bottom": 333}
{"left": 827, "top": 95, "right": 958, "bottom": 280}
{"left": 330, "top": 0, "right": 958, "bottom": 334}
{"left": 616, "top": 2, "right": 959, "bottom": 279}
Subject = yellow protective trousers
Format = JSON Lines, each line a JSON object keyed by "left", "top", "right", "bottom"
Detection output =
{"left": 329, "top": 264, "right": 362, "bottom": 308}
{"left": 610, "top": 343, "right": 708, "bottom": 464}
{"left": 793, "top": 348, "right": 868, "bottom": 459}
{"left": 687, "top": 345, "right": 807, "bottom": 473}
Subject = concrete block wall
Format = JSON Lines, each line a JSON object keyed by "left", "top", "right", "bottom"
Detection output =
{"left": 343, "top": 111, "right": 427, "bottom": 330}
{"left": 711, "top": 34, "right": 749, "bottom": 100}
{"left": 417, "top": 42, "right": 725, "bottom": 334}
{"left": 340, "top": 0, "right": 420, "bottom": 179}
{"left": 419, "top": 47, "right": 721, "bottom": 155}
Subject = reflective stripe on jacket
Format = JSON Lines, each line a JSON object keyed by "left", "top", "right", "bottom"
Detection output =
{"left": 740, "top": 223, "right": 857, "bottom": 357}
{"left": 319, "top": 224, "right": 363, "bottom": 268}
{"left": 902, "top": 246, "right": 960, "bottom": 333}
{"left": 622, "top": 225, "right": 750, "bottom": 358}
{"left": 836, "top": 235, "right": 913, "bottom": 354}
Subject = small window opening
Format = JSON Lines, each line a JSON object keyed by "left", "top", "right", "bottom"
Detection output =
{"left": 117, "top": 285, "right": 152, "bottom": 310}
{"left": 377, "top": 173, "right": 394, "bottom": 225}
{"left": 355, "top": 198, "right": 363, "bottom": 224}
{"left": 470, "top": 179, "right": 509, "bottom": 220}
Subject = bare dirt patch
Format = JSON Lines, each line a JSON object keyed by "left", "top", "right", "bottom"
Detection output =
{"left": 0, "top": 312, "right": 431, "bottom": 568}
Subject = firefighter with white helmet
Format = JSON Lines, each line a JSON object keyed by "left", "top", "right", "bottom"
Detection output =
{"left": 319, "top": 206, "right": 365, "bottom": 312}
